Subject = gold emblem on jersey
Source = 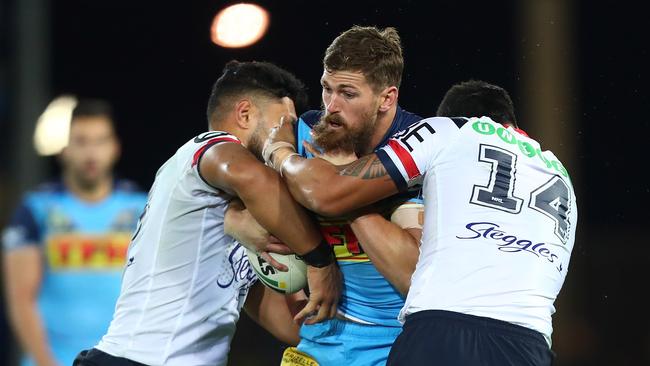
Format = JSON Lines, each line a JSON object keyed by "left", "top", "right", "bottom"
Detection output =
{"left": 318, "top": 220, "right": 369, "bottom": 262}
{"left": 46, "top": 233, "right": 132, "bottom": 270}
{"left": 281, "top": 347, "right": 319, "bottom": 366}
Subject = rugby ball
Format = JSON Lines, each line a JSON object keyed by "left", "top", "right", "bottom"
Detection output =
{"left": 245, "top": 247, "right": 307, "bottom": 294}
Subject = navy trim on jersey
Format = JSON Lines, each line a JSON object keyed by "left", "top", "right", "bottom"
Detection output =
{"left": 376, "top": 107, "right": 423, "bottom": 148}
{"left": 376, "top": 150, "right": 408, "bottom": 192}
{"left": 450, "top": 117, "right": 470, "bottom": 129}
{"left": 2, "top": 203, "right": 41, "bottom": 250}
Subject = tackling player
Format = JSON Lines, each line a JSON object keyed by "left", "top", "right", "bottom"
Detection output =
{"left": 265, "top": 80, "right": 577, "bottom": 365}
{"left": 73, "top": 61, "right": 341, "bottom": 366}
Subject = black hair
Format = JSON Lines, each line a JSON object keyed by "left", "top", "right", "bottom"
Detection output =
{"left": 206, "top": 60, "right": 307, "bottom": 123}
{"left": 436, "top": 80, "right": 517, "bottom": 127}
{"left": 71, "top": 98, "right": 114, "bottom": 122}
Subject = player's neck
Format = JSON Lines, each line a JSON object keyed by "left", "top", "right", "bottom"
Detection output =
{"left": 64, "top": 173, "right": 113, "bottom": 203}
{"left": 366, "top": 106, "right": 397, "bottom": 155}
{"left": 208, "top": 122, "right": 249, "bottom": 146}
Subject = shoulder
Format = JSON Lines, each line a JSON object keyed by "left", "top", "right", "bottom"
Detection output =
{"left": 395, "top": 107, "right": 423, "bottom": 130}
{"left": 19, "top": 180, "right": 65, "bottom": 208}
{"left": 393, "top": 117, "right": 463, "bottom": 141}
{"left": 199, "top": 140, "right": 272, "bottom": 195}
{"left": 113, "top": 179, "right": 148, "bottom": 201}
{"left": 299, "top": 110, "right": 322, "bottom": 128}
{"left": 114, "top": 179, "right": 143, "bottom": 193}
{"left": 31, "top": 180, "right": 65, "bottom": 195}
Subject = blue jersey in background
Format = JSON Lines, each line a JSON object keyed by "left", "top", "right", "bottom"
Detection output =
{"left": 2, "top": 180, "right": 147, "bottom": 366}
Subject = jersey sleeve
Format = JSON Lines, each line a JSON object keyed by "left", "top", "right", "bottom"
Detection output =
{"left": 376, "top": 117, "right": 452, "bottom": 192}
{"left": 2, "top": 201, "right": 41, "bottom": 251}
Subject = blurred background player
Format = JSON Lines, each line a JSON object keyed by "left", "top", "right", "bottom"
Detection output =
{"left": 2, "top": 99, "right": 148, "bottom": 366}
{"left": 232, "top": 26, "right": 424, "bottom": 365}
{"left": 265, "top": 80, "right": 577, "bottom": 366}
{"left": 76, "top": 61, "right": 341, "bottom": 366}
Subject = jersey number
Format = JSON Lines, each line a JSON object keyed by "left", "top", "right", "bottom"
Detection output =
{"left": 470, "top": 144, "right": 571, "bottom": 243}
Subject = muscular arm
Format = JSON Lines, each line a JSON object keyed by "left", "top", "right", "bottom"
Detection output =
{"left": 200, "top": 142, "right": 340, "bottom": 323}
{"left": 3, "top": 247, "right": 58, "bottom": 366}
{"left": 243, "top": 282, "right": 307, "bottom": 345}
{"left": 350, "top": 205, "right": 423, "bottom": 295}
{"left": 202, "top": 143, "right": 322, "bottom": 255}
{"left": 278, "top": 151, "right": 399, "bottom": 217}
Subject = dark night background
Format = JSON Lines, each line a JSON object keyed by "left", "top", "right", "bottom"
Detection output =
{"left": 1, "top": 0, "right": 648, "bottom": 365}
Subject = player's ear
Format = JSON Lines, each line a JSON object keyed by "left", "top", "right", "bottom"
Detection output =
{"left": 234, "top": 99, "right": 253, "bottom": 129}
{"left": 378, "top": 86, "right": 398, "bottom": 113}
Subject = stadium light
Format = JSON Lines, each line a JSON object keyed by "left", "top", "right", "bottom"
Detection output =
{"left": 33, "top": 95, "right": 78, "bottom": 156}
{"left": 211, "top": 3, "right": 269, "bottom": 48}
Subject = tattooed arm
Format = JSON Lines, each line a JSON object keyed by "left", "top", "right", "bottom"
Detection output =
{"left": 273, "top": 150, "right": 400, "bottom": 217}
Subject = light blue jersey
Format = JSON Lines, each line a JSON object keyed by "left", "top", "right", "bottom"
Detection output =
{"left": 295, "top": 108, "right": 422, "bottom": 365}
{"left": 2, "top": 181, "right": 147, "bottom": 366}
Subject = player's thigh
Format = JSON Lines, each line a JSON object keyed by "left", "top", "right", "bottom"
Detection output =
{"left": 388, "top": 310, "right": 553, "bottom": 366}
{"left": 297, "top": 321, "right": 345, "bottom": 365}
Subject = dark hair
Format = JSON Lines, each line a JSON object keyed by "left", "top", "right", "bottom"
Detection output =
{"left": 324, "top": 26, "right": 403, "bottom": 91}
{"left": 71, "top": 98, "right": 114, "bottom": 122}
{"left": 206, "top": 60, "right": 307, "bottom": 123}
{"left": 436, "top": 80, "right": 517, "bottom": 127}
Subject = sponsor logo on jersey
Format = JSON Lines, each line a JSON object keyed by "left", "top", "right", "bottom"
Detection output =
{"left": 217, "top": 243, "right": 256, "bottom": 289}
{"left": 318, "top": 220, "right": 369, "bottom": 262}
{"left": 46, "top": 233, "right": 131, "bottom": 270}
{"left": 471, "top": 119, "right": 570, "bottom": 179}
{"left": 456, "top": 221, "right": 563, "bottom": 272}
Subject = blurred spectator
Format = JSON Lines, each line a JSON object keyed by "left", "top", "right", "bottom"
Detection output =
{"left": 2, "top": 99, "right": 147, "bottom": 366}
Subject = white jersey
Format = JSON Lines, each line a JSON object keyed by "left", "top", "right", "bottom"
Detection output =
{"left": 377, "top": 117, "right": 577, "bottom": 344}
{"left": 96, "top": 131, "right": 257, "bottom": 366}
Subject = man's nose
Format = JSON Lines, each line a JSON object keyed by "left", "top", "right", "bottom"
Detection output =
{"left": 325, "top": 94, "right": 341, "bottom": 114}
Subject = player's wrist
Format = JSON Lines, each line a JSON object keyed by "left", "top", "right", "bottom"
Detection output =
{"left": 263, "top": 142, "right": 296, "bottom": 170}
{"left": 268, "top": 147, "right": 299, "bottom": 175}
{"left": 298, "top": 239, "right": 335, "bottom": 268}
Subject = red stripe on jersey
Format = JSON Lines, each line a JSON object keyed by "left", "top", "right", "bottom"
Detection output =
{"left": 192, "top": 137, "right": 241, "bottom": 166}
{"left": 514, "top": 128, "right": 529, "bottom": 137}
{"left": 387, "top": 139, "right": 421, "bottom": 179}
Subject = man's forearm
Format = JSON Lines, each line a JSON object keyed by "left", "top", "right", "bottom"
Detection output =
{"left": 8, "top": 303, "right": 57, "bottom": 366}
{"left": 275, "top": 150, "right": 398, "bottom": 217}
{"left": 235, "top": 165, "right": 323, "bottom": 256}
{"left": 244, "top": 283, "right": 303, "bottom": 346}
{"left": 350, "top": 213, "right": 420, "bottom": 295}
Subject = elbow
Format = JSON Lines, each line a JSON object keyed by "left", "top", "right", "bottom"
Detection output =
{"left": 295, "top": 184, "right": 352, "bottom": 217}
{"left": 306, "top": 198, "right": 349, "bottom": 217}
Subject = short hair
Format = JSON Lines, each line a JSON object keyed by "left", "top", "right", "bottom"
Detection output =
{"left": 71, "top": 98, "right": 114, "bottom": 122}
{"left": 324, "top": 26, "right": 404, "bottom": 91}
{"left": 436, "top": 80, "right": 518, "bottom": 127}
{"left": 206, "top": 60, "right": 307, "bottom": 123}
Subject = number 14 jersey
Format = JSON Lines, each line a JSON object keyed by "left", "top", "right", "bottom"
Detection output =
{"left": 376, "top": 116, "right": 578, "bottom": 345}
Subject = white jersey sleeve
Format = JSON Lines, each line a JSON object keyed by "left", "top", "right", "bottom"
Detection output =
{"left": 376, "top": 117, "right": 465, "bottom": 190}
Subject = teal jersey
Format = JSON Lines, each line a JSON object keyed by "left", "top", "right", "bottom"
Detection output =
{"left": 296, "top": 108, "right": 422, "bottom": 326}
{"left": 2, "top": 180, "right": 147, "bottom": 365}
